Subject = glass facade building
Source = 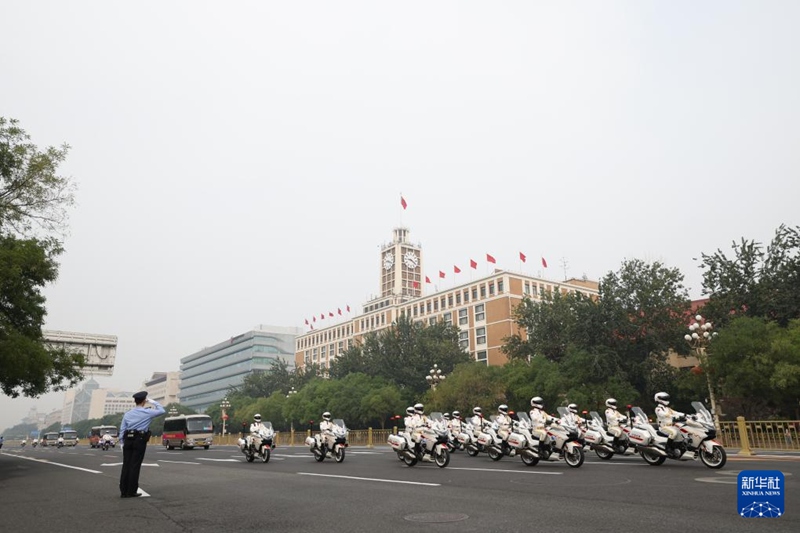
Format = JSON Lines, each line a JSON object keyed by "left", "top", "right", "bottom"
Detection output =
{"left": 179, "top": 325, "right": 302, "bottom": 412}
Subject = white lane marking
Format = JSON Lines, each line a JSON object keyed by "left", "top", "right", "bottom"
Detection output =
{"left": 586, "top": 462, "right": 647, "bottom": 466}
{"left": 9, "top": 454, "right": 102, "bottom": 474}
{"left": 137, "top": 489, "right": 151, "bottom": 498}
{"left": 100, "top": 462, "right": 159, "bottom": 467}
{"left": 298, "top": 472, "right": 440, "bottom": 486}
{"left": 197, "top": 458, "right": 241, "bottom": 462}
{"left": 159, "top": 460, "right": 201, "bottom": 465}
{"left": 448, "top": 467, "right": 562, "bottom": 475}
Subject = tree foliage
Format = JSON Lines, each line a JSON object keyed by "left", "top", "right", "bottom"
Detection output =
{"left": 701, "top": 224, "right": 800, "bottom": 327}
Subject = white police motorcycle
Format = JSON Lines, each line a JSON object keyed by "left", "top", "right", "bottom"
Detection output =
{"left": 239, "top": 421, "right": 275, "bottom": 463}
{"left": 306, "top": 419, "right": 348, "bottom": 463}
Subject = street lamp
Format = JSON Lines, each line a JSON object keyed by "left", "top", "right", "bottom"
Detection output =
{"left": 168, "top": 406, "right": 178, "bottom": 417}
{"left": 220, "top": 397, "right": 231, "bottom": 436}
{"left": 286, "top": 387, "right": 298, "bottom": 435}
{"left": 684, "top": 314, "right": 720, "bottom": 429}
{"left": 425, "top": 364, "right": 446, "bottom": 390}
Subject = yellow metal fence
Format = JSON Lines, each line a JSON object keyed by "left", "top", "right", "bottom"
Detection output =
{"left": 717, "top": 420, "right": 799, "bottom": 452}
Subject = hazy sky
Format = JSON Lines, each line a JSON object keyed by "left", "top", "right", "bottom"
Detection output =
{"left": 2, "top": 1, "right": 798, "bottom": 432}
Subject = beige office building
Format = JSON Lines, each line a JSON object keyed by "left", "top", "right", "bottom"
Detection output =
{"left": 296, "top": 227, "right": 599, "bottom": 369}
{"left": 142, "top": 371, "right": 181, "bottom": 406}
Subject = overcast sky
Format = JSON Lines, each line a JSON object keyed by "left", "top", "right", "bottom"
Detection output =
{"left": 2, "top": 1, "right": 798, "bottom": 432}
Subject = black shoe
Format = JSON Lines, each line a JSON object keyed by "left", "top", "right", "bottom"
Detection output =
{"left": 130, "top": 492, "right": 142, "bottom": 498}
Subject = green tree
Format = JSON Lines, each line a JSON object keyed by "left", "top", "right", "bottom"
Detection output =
{"left": 0, "top": 118, "right": 80, "bottom": 398}
{"left": 701, "top": 224, "right": 800, "bottom": 327}
{"left": 238, "top": 358, "right": 294, "bottom": 398}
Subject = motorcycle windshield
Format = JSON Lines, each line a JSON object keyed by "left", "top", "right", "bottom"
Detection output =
{"left": 516, "top": 412, "right": 531, "bottom": 426}
{"left": 589, "top": 411, "right": 605, "bottom": 428}
{"left": 333, "top": 419, "right": 348, "bottom": 438}
{"left": 555, "top": 407, "right": 577, "bottom": 430}
{"left": 691, "top": 402, "right": 714, "bottom": 426}
{"left": 630, "top": 407, "right": 651, "bottom": 427}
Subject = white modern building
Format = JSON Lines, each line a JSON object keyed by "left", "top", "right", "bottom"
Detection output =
{"left": 142, "top": 371, "right": 181, "bottom": 406}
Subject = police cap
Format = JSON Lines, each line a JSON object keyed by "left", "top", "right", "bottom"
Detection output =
{"left": 132, "top": 391, "right": 148, "bottom": 402}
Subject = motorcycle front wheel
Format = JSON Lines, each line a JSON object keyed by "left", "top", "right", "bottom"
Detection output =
{"left": 487, "top": 447, "right": 503, "bottom": 461}
{"left": 466, "top": 446, "right": 479, "bottom": 457}
{"left": 434, "top": 448, "right": 450, "bottom": 468}
{"left": 313, "top": 447, "right": 325, "bottom": 462}
{"left": 261, "top": 448, "right": 271, "bottom": 463}
{"left": 699, "top": 445, "right": 727, "bottom": 469}
{"left": 564, "top": 446, "right": 585, "bottom": 468}
{"left": 246, "top": 450, "right": 255, "bottom": 463}
{"left": 520, "top": 453, "right": 539, "bottom": 466}
{"left": 334, "top": 447, "right": 345, "bottom": 463}
{"left": 640, "top": 450, "right": 666, "bottom": 466}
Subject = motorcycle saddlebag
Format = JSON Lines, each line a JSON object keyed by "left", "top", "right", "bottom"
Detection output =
{"left": 305, "top": 436, "right": 316, "bottom": 447}
{"left": 387, "top": 434, "right": 406, "bottom": 450}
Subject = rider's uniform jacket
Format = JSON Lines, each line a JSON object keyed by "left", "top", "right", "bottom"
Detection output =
{"left": 250, "top": 422, "right": 268, "bottom": 438}
{"left": 655, "top": 405, "right": 684, "bottom": 428}
{"left": 495, "top": 413, "right": 512, "bottom": 431}
{"left": 320, "top": 420, "right": 335, "bottom": 433}
{"left": 403, "top": 415, "right": 417, "bottom": 431}
{"left": 529, "top": 408, "right": 551, "bottom": 429}
{"left": 469, "top": 415, "right": 484, "bottom": 433}
{"left": 449, "top": 418, "right": 463, "bottom": 434}
{"left": 562, "top": 411, "right": 583, "bottom": 428}
{"left": 605, "top": 408, "right": 627, "bottom": 426}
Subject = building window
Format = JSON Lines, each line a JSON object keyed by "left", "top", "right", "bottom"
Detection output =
{"left": 463, "top": 290, "right": 469, "bottom": 303}
{"left": 456, "top": 292, "right": 461, "bottom": 305}
{"left": 476, "top": 327, "right": 486, "bottom": 345}
{"left": 413, "top": 305, "right": 418, "bottom": 317}
{"left": 476, "top": 350, "right": 488, "bottom": 364}
{"left": 475, "top": 303, "right": 485, "bottom": 322}
{"left": 480, "top": 285, "right": 486, "bottom": 298}
{"left": 442, "top": 312, "right": 452, "bottom": 326}
{"left": 429, "top": 317, "right": 437, "bottom": 326}
{"left": 459, "top": 331, "right": 469, "bottom": 350}
{"left": 426, "top": 301, "right": 432, "bottom": 313}
{"left": 458, "top": 308, "right": 468, "bottom": 326}
{"left": 472, "top": 287, "right": 478, "bottom": 300}
{"left": 448, "top": 294, "right": 453, "bottom": 307}
{"left": 498, "top": 280, "right": 503, "bottom": 293}
{"left": 434, "top": 300, "right": 439, "bottom": 311}
{"left": 489, "top": 283, "right": 495, "bottom": 296}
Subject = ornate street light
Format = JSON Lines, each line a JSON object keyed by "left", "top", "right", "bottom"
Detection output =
{"left": 168, "top": 406, "right": 179, "bottom": 417}
{"left": 684, "top": 314, "right": 720, "bottom": 429}
{"left": 425, "top": 364, "right": 446, "bottom": 390}
{"left": 286, "top": 387, "right": 298, "bottom": 434}
{"left": 220, "top": 397, "right": 231, "bottom": 436}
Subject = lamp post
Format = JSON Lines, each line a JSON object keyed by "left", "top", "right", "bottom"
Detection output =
{"left": 425, "top": 364, "right": 446, "bottom": 390}
{"left": 286, "top": 387, "right": 297, "bottom": 434}
{"left": 220, "top": 397, "right": 231, "bottom": 436}
{"left": 168, "top": 406, "right": 178, "bottom": 417}
{"left": 684, "top": 314, "right": 720, "bottom": 429}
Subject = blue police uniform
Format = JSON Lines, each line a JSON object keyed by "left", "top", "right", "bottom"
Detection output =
{"left": 119, "top": 391, "right": 165, "bottom": 498}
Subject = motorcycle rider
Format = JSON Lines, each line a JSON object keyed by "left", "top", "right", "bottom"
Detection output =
{"left": 249, "top": 414, "right": 269, "bottom": 452}
{"left": 101, "top": 431, "right": 115, "bottom": 449}
{"left": 21, "top": 437, "right": 27, "bottom": 448}
{"left": 410, "top": 403, "right": 429, "bottom": 446}
{"left": 654, "top": 392, "right": 685, "bottom": 448}
{"left": 449, "top": 411, "right": 463, "bottom": 435}
{"left": 319, "top": 412, "right": 337, "bottom": 452}
{"left": 402, "top": 406, "right": 417, "bottom": 446}
{"left": 562, "top": 403, "right": 585, "bottom": 429}
{"left": 495, "top": 404, "right": 513, "bottom": 443}
{"left": 529, "top": 397, "right": 554, "bottom": 444}
{"left": 469, "top": 407, "right": 485, "bottom": 435}
{"left": 604, "top": 398, "right": 628, "bottom": 442}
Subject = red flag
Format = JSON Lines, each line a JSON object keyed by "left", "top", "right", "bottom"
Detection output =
{"left": 304, "top": 318, "right": 309, "bottom": 325}
{"left": 346, "top": 304, "right": 351, "bottom": 312}
{"left": 439, "top": 270, "right": 446, "bottom": 279}
{"left": 321, "top": 314, "right": 325, "bottom": 320}
{"left": 313, "top": 316, "right": 316, "bottom": 322}
{"left": 541, "top": 256, "right": 548, "bottom": 268}
{"left": 486, "top": 253, "right": 496, "bottom": 264}
{"left": 310, "top": 324, "right": 314, "bottom": 330}
{"left": 329, "top": 312, "right": 334, "bottom": 317}
{"left": 337, "top": 308, "right": 342, "bottom": 315}
{"left": 425, "top": 276, "right": 431, "bottom": 284}
{"left": 401, "top": 195, "right": 407, "bottom": 210}
{"left": 470, "top": 259, "right": 477, "bottom": 269}
{"left": 412, "top": 280, "right": 420, "bottom": 288}
{"left": 519, "top": 252, "right": 526, "bottom": 263}
{"left": 454, "top": 265, "right": 461, "bottom": 274}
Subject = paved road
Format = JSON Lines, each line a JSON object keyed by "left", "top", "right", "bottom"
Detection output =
{"left": 1, "top": 444, "right": 797, "bottom": 532}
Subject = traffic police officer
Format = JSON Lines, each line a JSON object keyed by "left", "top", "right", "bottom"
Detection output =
{"left": 119, "top": 391, "right": 165, "bottom": 498}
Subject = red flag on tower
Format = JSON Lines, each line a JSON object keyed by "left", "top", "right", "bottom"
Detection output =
{"left": 304, "top": 318, "right": 309, "bottom": 325}
{"left": 425, "top": 276, "right": 431, "bottom": 284}
{"left": 338, "top": 308, "right": 342, "bottom": 315}
{"left": 313, "top": 316, "right": 316, "bottom": 322}
{"left": 329, "top": 312, "right": 334, "bottom": 317}
{"left": 541, "top": 257, "right": 548, "bottom": 268}
{"left": 439, "top": 271, "right": 446, "bottom": 279}
{"left": 454, "top": 265, "right": 461, "bottom": 274}
{"left": 401, "top": 195, "right": 407, "bottom": 210}
{"left": 320, "top": 314, "right": 325, "bottom": 320}
{"left": 486, "top": 253, "right": 496, "bottom": 264}
{"left": 346, "top": 304, "right": 351, "bottom": 312}
{"left": 470, "top": 259, "right": 477, "bottom": 269}
{"left": 519, "top": 252, "right": 527, "bottom": 263}
{"left": 413, "top": 280, "right": 420, "bottom": 288}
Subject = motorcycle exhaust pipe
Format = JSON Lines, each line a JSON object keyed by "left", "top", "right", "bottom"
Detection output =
{"left": 403, "top": 450, "right": 416, "bottom": 460}
{"left": 521, "top": 449, "right": 538, "bottom": 458}
{"left": 643, "top": 446, "right": 669, "bottom": 457}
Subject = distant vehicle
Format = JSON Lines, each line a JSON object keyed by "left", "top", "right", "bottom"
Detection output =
{"left": 42, "top": 432, "right": 60, "bottom": 446}
{"left": 59, "top": 429, "right": 79, "bottom": 446}
{"left": 89, "top": 426, "right": 119, "bottom": 448}
{"left": 162, "top": 415, "right": 213, "bottom": 450}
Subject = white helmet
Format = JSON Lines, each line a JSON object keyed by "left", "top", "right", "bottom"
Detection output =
{"left": 654, "top": 392, "right": 670, "bottom": 406}
{"left": 452, "top": 410, "right": 461, "bottom": 419}
{"left": 606, "top": 398, "right": 617, "bottom": 409}
{"left": 472, "top": 406, "right": 482, "bottom": 415}
{"left": 530, "top": 397, "right": 544, "bottom": 409}
{"left": 406, "top": 406, "right": 415, "bottom": 416}
{"left": 253, "top": 414, "right": 262, "bottom": 422}
{"left": 568, "top": 403, "right": 578, "bottom": 414}
{"left": 322, "top": 412, "right": 331, "bottom": 421}
{"left": 414, "top": 403, "right": 424, "bottom": 414}
{"left": 498, "top": 404, "right": 509, "bottom": 415}
{"left": 443, "top": 412, "right": 451, "bottom": 420}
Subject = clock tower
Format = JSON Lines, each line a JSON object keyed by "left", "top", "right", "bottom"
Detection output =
{"left": 380, "top": 227, "right": 423, "bottom": 299}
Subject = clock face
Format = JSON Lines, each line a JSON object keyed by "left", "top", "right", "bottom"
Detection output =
{"left": 383, "top": 252, "right": 394, "bottom": 270}
{"left": 403, "top": 251, "right": 419, "bottom": 269}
